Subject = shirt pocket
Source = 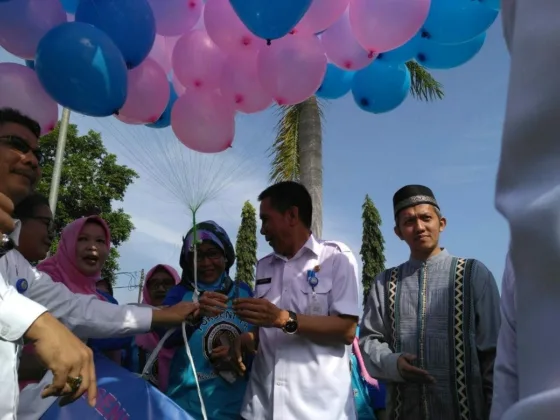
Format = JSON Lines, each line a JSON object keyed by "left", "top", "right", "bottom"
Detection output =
{"left": 299, "top": 276, "right": 333, "bottom": 316}
{"left": 254, "top": 281, "right": 273, "bottom": 299}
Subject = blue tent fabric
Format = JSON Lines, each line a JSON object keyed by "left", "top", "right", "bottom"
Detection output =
{"left": 42, "top": 354, "right": 195, "bottom": 420}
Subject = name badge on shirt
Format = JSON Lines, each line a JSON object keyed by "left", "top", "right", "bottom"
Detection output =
{"left": 305, "top": 269, "right": 323, "bottom": 315}
{"left": 256, "top": 277, "right": 272, "bottom": 285}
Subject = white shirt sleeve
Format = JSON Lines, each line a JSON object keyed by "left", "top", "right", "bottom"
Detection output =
{"left": 490, "top": 254, "right": 518, "bottom": 420}
{"left": 4, "top": 251, "right": 152, "bottom": 339}
{"left": 328, "top": 250, "right": 361, "bottom": 318}
{"left": 0, "top": 273, "right": 46, "bottom": 342}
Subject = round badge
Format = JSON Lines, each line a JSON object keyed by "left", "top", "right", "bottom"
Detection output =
{"left": 308, "top": 276, "right": 319, "bottom": 287}
{"left": 16, "top": 279, "right": 28, "bottom": 294}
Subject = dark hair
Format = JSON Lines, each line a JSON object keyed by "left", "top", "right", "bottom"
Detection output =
{"left": 13, "top": 193, "right": 49, "bottom": 220}
{"left": 258, "top": 181, "right": 312, "bottom": 229}
{"left": 97, "top": 279, "right": 114, "bottom": 296}
{"left": 0, "top": 108, "right": 41, "bottom": 138}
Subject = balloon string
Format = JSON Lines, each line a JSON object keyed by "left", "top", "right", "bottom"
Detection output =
{"left": 191, "top": 209, "right": 198, "bottom": 299}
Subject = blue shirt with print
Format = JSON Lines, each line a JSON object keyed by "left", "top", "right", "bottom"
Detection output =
{"left": 164, "top": 279, "right": 253, "bottom": 420}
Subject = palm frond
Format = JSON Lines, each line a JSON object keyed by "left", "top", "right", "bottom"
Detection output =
{"left": 406, "top": 61, "right": 444, "bottom": 102}
{"left": 268, "top": 97, "right": 325, "bottom": 184}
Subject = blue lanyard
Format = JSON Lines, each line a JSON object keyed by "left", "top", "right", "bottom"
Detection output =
{"left": 307, "top": 270, "right": 319, "bottom": 291}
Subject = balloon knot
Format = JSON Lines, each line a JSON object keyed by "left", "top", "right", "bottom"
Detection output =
{"left": 417, "top": 53, "right": 426, "bottom": 63}
{"left": 377, "top": 53, "right": 384, "bottom": 60}
{"left": 266, "top": 39, "right": 271, "bottom": 46}
{"left": 421, "top": 30, "right": 430, "bottom": 39}
{"left": 360, "top": 98, "right": 369, "bottom": 107}
{"left": 114, "top": 110, "right": 120, "bottom": 116}
{"left": 126, "top": 62, "right": 133, "bottom": 70}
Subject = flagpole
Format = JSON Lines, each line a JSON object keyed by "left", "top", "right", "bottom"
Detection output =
{"left": 48, "top": 107, "right": 71, "bottom": 218}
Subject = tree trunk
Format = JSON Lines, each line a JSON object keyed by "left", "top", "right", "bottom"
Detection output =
{"left": 298, "top": 97, "right": 323, "bottom": 238}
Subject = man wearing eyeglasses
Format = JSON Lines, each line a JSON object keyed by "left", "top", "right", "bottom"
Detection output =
{"left": 0, "top": 107, "right": 200, "bottom": 419}
{"left": 0, "top": 108, "right": 99, "bottom": 416}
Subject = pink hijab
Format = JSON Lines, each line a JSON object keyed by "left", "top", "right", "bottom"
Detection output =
{"left": 136, "top": 264, "right": 181, "bottom": 392}
{"left": 38, "top": 215, "right": 111, "bottom": 299}
{"left": 20, "top": 216, "right": 111, "bottom": 390}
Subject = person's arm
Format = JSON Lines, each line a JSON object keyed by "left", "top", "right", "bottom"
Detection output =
{"left": 159, "top": 285, "right": 198, "bottom": 348}
{"left": 359, "top": 272, "right": 403, "bottom": 383}
{"left": 0, "top": 260, "right": 47, "bottom": 343}
{"left": 490, "top": 255, "right": 517, "bottom": 420}
{"left": 471, "top": 260, "right": 501, "bottom": 413}
{"left": 12, "top": 252, "right": 194, "bottom": 339}
{"left": 292, "top": 251, "right": 360, "bottom": 345}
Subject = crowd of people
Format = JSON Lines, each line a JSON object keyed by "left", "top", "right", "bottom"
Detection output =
{"left": 0, "top": 102, "right": 528, "bottom": 420}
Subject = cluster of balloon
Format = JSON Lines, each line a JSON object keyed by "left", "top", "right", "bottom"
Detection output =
{"left": 0, "top": 0, "right": 499, "bottom": 153}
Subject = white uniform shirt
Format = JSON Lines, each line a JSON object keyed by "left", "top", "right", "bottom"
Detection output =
{"left": 0, "top": 222, "right": 153, "bottom": 420}
{"left": 241, "top": 235, "right": 361, "bottom": 420}
{"left": 0, "top": 223, "right": 48, "bottom": 420}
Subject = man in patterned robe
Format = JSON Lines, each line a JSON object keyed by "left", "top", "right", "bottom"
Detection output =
{"left": 359, "top": 185, "right": 501, "bottom": 420}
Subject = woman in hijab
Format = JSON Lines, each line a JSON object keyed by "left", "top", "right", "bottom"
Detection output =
{"left": 38, "top": 216, "right": 131, "bottom": 361}
{"left": 163, "top": 221, "right": 253, "bottom": 420}
{"left": 125, "top": 264, "right": 180, "bottom": 391}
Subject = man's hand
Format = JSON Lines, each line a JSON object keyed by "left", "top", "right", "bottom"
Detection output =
{"left": 397, "top": 353, "right": 435, "bottom": 384}
{"left": 0, "top": 192, "right": 15, "bottom": 235}
{"left": 233, "top": 298, "right": 288, "bottom": 328}
{"left": 199, "top": 292, "right": 228, "bottom": 318}
{"left": 25, "top": 312, "right": 97, "bottom": 407}
{"left": 232, "top": 332, "right": 258, "bottom": 374}
{"left": 152, "top": 302, "right": 199, "bottom": 327}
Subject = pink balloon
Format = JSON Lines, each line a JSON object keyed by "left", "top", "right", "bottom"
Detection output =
{"left": 204, "top": 0, "right": 266, "bottom": 54}
{"left": 172, "top": 73, "right": 186, "bottom": 96}
{"left": 147, "top": 0, "right": 203, "bottom": 36}
{"left": 321, "top": 9, "right": 376, "bottom": 70}
{"left": 294, "top": 0, "right": 349, "bottom": 35}
{"left": 148, "top": 35, "right": 179, "bottom": 74}
{"left": 221, "top": 52, "right": 272, "bottom": 114}
{"left": 0, "top": 63, "right": 58, "bottom": 135}
{"left": 257, "top": 34, "right": 327, "bottom": 106}
{"left": 172, "top": 29, "right": 225, "bottom": 92}
{"left": 349, "top": 0, "right": 431, "bottom": 53}
{"left": 171, "top": 90, "right": 235, "bottom": 154}
{"left": 116, "top": 58, "right": 170, "bottom": 124}
{"left": 0, "top": 0, "right": 67, "bottom": 59}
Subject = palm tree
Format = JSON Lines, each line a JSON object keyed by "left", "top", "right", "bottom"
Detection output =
{"left": 268, "top": 62, "right": 444, "bottom": 238}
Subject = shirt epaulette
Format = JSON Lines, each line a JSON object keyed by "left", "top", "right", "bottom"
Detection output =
{"left": 321, "top": 240, "right": 351, "bottom": 253}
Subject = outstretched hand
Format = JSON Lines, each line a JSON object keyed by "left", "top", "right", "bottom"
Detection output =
{"left": 397, "top": 353, "right": 436, "bottom": 384}
{"left": 233, "top": 298, "right": 287, "bottom": 328}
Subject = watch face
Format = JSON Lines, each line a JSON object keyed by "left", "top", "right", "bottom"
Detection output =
{"left": 284, "top": 319, "right": 297, "bottom": 334}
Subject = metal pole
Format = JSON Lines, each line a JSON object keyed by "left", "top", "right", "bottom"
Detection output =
{"left": 137, "top": 269, "right": 145, "bottom": 303}
{"left": 48, "top": 107, "right": 71, "bottom": 218}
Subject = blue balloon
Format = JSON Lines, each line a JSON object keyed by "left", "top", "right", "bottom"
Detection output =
{"left": 60, "top": 0, "right": 79, "bottom": 14}
{"left": 416, "top": 32, "right": 486, "bottom": 70}
{"left": 76, "top": 0, "right": 155, "bottom": 69}
{"left": 146, "top": 82, "right": 178, "bottom": 129}
{"left": 24, "top": 60, "right": 35, "bottom": 70}
{"left": 378, "top": 32, "right": 422, "bottom": 64}
{"left": 316, "top": 64, "right": 354, "bottom": 100}
{"left": 229, "top": 0, "right": 312, "bottom": 40}
{"left": 422, "top": 0, "right": 498, "bottom": 44}
{"left": 479, "top": 0, "right": 500, "bottom": 10}
{"left": 351, "top": 61, "right": 411, "bottom": 114}
{"left": 35, "top": 22, "right": 128, "bottom": 117}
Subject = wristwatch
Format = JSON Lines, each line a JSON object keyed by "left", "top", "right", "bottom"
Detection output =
{"left": 282, "top": 311, "right": 298, "bottom": 334}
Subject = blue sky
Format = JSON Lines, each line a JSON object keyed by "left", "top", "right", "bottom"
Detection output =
{"left": 0, "top": 19, "right": 509, "bottom": 304}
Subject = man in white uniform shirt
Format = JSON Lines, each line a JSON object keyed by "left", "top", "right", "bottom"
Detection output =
{"left": 0, "top": 108, "right": 198, "bottom": 419}
{"left": 233, "top": 181, "right": 361, "bottom": 420}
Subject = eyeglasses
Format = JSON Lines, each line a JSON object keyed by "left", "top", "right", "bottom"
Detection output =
{"left": 147, "top": 278, "right": 175, "bottom": 291}
{"left": 0, "top": 136, "right": 43, "bottom": 165}
{"left": 29, "top": 216, "right": 54, "bottom": 233}
{"left": 192, "top": 249, "right": 223, "bottom": 262}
